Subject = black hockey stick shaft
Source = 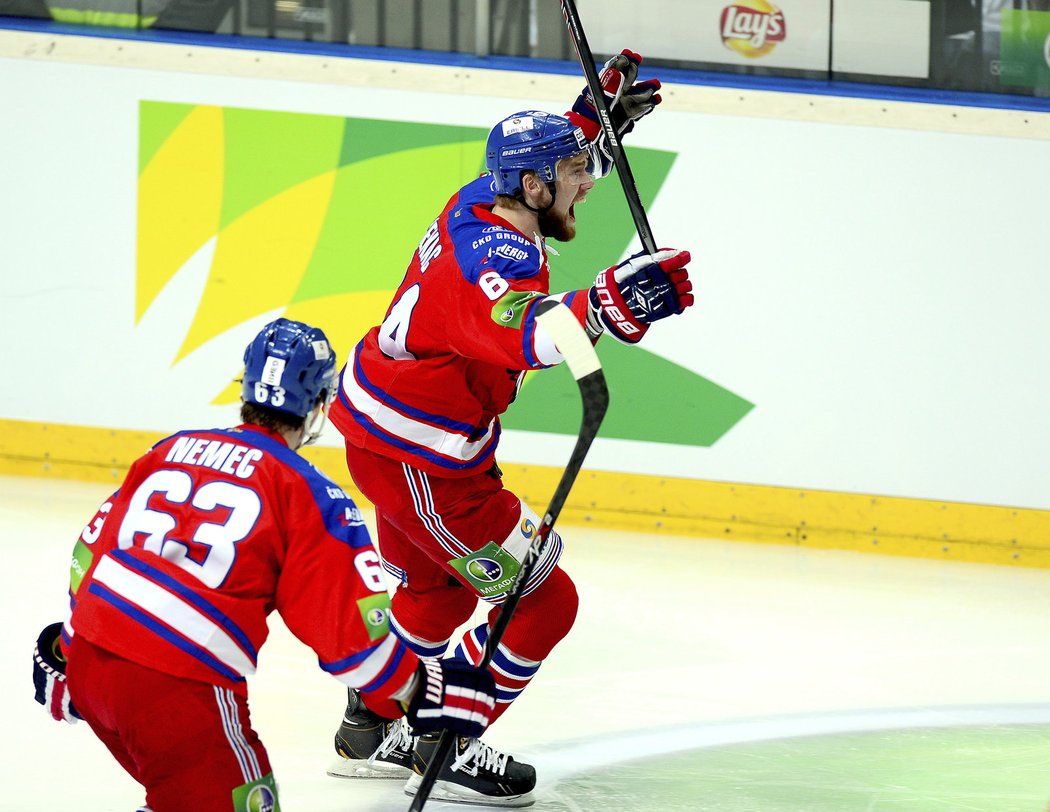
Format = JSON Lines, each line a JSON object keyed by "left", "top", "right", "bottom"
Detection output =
{"left": 482, "top": 384, "right": 608, "bottom": 669}
{"left": 560, "top": 0, "right": 658, "bottom": 255}
{"left": 407, "top": 302, "right": 609, "bottom": 812}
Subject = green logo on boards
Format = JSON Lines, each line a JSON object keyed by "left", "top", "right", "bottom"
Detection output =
{"left": 999, "top": 10, "right": 1050, "bottom": 89}
{"left": 232, "top": 773, "right": 280, "bottom": 812}
{"left": 138, "top": 103, "right": 754, "bottom": 448}
{"left": 356, "top": 593, "right": 391, "bottom": 642}
{"left": 449, "top": 542, "right": 521, "bottom": 598}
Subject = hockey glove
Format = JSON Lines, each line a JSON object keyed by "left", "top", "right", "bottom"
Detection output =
{"left": 569, "top": 49, "right": 663, "bottom": 175}
{"left": 33, "top": 622, "right": 81, "bottom": 724}
{"left": 588, "top": 248, "right": 694, "bottom": 344}
{"left": 404, "top": 658, "right": 496, "bottom": 739}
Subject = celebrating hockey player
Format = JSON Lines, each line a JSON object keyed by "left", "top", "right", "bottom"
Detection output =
{"left": 325, "top": 51, "right": 694, "bottom": 806}
{"left": 31, "top": 318, "right": 497, "bottom": 812}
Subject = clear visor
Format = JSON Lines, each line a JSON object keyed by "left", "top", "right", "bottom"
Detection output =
{"left": 555, "top": 144, "right": 601, "bottom": 185}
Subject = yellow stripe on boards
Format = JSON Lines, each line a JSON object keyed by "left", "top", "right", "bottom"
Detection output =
{"left": 509, "top": 466, "right": 1049, "bottom": 569}
{"left": 3, "top": 418, "right": 1048, "bottom": 570}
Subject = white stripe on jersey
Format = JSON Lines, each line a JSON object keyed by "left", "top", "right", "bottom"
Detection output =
{"left": 213, "top": 686, "right": 261, "bottom": 782}
{"left": 389, "top": 612, "right": 450, "bottom": 658}
{"left": 341, "top": 346, "right": 497, "bottom": 464}
{"left": 329, "top": 633, "right": 403, "bottom": 689}
{"left": 531, "top": 293, "right": 570, "bottom": 366}
{"left": 92, "top": 556, "right": 257, "bottom": 677}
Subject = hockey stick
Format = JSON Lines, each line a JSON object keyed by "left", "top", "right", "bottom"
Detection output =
{"left": 560, "top": 0, "right": 658, "bottom": 255}
{"left": 407, "top": 300, "right": 609, "bottom": 812}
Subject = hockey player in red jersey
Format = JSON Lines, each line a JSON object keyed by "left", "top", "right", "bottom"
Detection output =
{"left": 31, "top": 318, "right": 498, "bottom": 812}
{"left": 325, "top": 51, "right": 693, "bottom": 807}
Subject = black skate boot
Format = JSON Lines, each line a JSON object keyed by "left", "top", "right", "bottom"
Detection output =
{"left": 327, "top": 689, "right": 414, "bottom": 779}
{"left": 404, "top": 733, "right": 537, "bottom": 807}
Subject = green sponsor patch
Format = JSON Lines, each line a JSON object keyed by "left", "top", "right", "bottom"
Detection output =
{"left": 356, "top": 593, "right": 391, "bottom": 642}
{"left": 999, "top": 10, "right": 1050, "bottom": 89}
{"left": 491, "top": 290, "right": 543, "bottom": 329}
{"left": 69, "top": 540, "right": 93, "bottom": 595}
{"left": 232, "top": 772, "right": 280, "bottom": 812}
{"left": 449, "top": 541, "right": 521, "bottom": 597}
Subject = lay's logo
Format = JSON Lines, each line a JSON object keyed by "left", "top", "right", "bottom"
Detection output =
{"left": 720, "top": 1, "right": 786, "bottom": 59}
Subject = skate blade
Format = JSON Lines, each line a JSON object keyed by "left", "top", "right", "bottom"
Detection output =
{"left": 404, "top": 774, "right": 535, "bottom": 807}
{"left": 327, "top": 758, "right": 412, "bottom": 779}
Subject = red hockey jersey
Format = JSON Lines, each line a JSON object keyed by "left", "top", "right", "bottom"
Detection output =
{"left": 330, "top": 175, "right": 591, "bottom": 477}
{"left": 62, "top": 424, "right": 418, "bottom": 706}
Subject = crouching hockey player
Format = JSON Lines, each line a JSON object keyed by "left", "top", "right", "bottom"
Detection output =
{"left": 324, "top": 51, "right": 694, "bottom": 806}
{"left": 31, "top": 318, "right": 497, "bottom": 812}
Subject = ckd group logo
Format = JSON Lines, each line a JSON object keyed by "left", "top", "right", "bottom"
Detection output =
{"left": 720, "top": 0, "right": 786, "bottom": 58}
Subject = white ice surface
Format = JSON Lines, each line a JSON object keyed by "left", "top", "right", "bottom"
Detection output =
{"left": 3, "top": 474, "right": 1049, "bottom": 811}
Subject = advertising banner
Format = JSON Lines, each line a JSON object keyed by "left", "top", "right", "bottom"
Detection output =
{"left": 585, "top": 0, "right": 831, "bottom": 72}
{"left": 999, "top": 9, "right": 1050, "bottom": 90}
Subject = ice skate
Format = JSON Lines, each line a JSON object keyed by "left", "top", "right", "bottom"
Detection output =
{"left": 404, "top": 733, "right": 536, "bottom": 807}
{"left": 327, "top": 689, "right": 414, "bottom": 779}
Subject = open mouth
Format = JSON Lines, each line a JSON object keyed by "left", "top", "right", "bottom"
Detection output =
{"left": 568, "top": 191, "right": 588, "bottom": 222}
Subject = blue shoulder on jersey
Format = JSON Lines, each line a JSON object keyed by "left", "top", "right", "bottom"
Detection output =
{"left": 447, "top": 175, "right": 543, "bottom": 284}
{"left": 166, "top": 428, "right": 373, "bottom": 551}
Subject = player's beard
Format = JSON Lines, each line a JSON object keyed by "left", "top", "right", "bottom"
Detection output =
{"left": 538, "top": 205, "right": 576, "bottom": 242}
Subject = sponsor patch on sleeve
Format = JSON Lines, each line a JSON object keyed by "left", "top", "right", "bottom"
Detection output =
{"left": 356, "top": 593, "right": 392, "bottom": 642}
{"left": 491, "top": 290, "right": 543, "bottom": 329}
{"left": 232, "top": 772, "right": 280, "bottom": 812}
{"left": 69, "top": 540, "right": 93, "bottom": 595}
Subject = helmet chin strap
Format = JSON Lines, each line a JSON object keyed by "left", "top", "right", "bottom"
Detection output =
{"left": 297, "top": 400, "right": 330, "bottom": 449}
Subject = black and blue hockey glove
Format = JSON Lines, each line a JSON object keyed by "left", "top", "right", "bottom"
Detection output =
{"left": 588, "top": 248, "right": 695, "bottom": 344}
{"left": 33, "top": 622, "right": 81, "bottom": 724}
{"left": 404, "top": 658, "right": 496, "bottom": 739}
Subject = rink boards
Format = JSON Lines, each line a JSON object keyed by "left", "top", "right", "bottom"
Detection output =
{"left": 2, "top": 25, "right": 1050, "bottom": 568}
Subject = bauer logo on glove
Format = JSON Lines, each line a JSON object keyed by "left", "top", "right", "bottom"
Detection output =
{"left": 588, "top": 248, "right": 694, "bottom": 344}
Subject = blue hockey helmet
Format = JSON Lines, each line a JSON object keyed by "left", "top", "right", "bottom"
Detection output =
{"left": 242, "top": 318, "right": 337, "bottom": 420}
{"left": 486, "top": 110, "right": 598, "bottom": 197}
